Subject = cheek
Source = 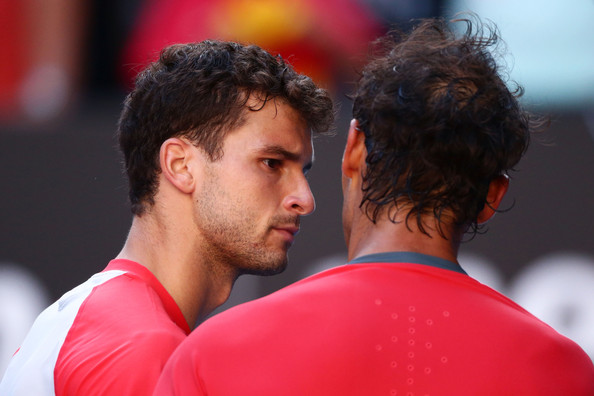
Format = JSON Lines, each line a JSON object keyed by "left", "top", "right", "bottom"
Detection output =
{"left": 230, "top": 183, "right": 275, "bottom": 217}
{"left": 218, "top": 163, "right": 285, "bottom": 212}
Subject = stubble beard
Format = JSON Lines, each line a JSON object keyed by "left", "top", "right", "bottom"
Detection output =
{"left": 195, "top": 185, "right": 292, "bottom": 277}
{"left": 200, "top": 219, "right": 290, "bottom": 277}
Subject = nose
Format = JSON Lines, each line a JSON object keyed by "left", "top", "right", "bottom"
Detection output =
{"left": 283, "top": 175, "right": 316, "bottom": 216}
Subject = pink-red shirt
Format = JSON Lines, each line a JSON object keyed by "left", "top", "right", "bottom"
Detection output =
{"left": 154, "top": 252, "right": 594, "bottom": 396}
{"left": 0, "top": 259, "right": 190, "bottom": 396}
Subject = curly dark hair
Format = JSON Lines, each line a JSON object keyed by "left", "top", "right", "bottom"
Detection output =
{"left": 352, "top": 16, "right": 543, "bottom": 236}
{"left": 118, "top": 40, "right": 335, "bottom": 216}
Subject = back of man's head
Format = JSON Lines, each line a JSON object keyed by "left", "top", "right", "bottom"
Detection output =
{"left": 118, "top": 40, "right": 334, "bottom": 216}
{"left": 352, "top": 15, "right": 542, "bottom": 236}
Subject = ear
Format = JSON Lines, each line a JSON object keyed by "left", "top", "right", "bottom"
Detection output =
{"left": 341, "top": 119, "right": 367, "bottom": 179}
{"left": 477, "top": 174, "right": 510, "bottom": 224}
{"left": 159, "top": 137, "right": 196, "bottom": 194}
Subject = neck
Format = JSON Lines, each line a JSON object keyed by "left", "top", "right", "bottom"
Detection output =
{"left": 346, "top": 210, "right": 461, "bottom": 265}
{"left": 116, "top": 212, "right": 236, "bottom": 328}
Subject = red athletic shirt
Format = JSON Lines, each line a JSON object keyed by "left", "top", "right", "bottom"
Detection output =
{"left": 154, "top": 252, "right": 594, "bottom": 396}
{"left": 0, "top": 259, "right": 190, "bottom": 396}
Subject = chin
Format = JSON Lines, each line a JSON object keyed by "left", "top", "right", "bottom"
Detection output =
{"left": 240, "top": 255, "right": 288, "bottom": 277}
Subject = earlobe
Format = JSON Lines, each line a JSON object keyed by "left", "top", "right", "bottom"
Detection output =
{"left": 341, "top": 119, "right": 367, "bottom": 179}
{"left": 477, "top": 174, "right": 510, "bottom": 224}
{"left": 159, "top": 138, "right": 196, "bottom": 194}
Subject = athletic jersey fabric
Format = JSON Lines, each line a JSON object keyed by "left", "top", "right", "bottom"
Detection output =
{"left": 0, "top": 259, "right": 190, "bottom": 396}
{"left": 154, "top": 252, "right": 594, "bottom": 396}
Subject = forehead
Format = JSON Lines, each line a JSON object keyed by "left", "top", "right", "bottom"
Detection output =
{"left": 223, "top": 98, "right": 313, "bottom": 160}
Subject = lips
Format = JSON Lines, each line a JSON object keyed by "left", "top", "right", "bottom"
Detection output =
{"left": 272, "top": 225, "right": 300, "bottom": 244}
{"left": 275, "top": 226, "right": 299, "bottom": 236}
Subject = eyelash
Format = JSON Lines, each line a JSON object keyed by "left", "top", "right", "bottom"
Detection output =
{"left": 263, "top": 158, "right": 282, "bottom": 169}
{"left": 262, "top": 159, "right": 311, "bottom": 177}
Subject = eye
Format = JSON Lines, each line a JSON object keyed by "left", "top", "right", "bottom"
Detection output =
{"left": 263, "top": 158, "right": 282, "bottom": 170}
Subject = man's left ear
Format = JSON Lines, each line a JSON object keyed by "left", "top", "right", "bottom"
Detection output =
{"left": 476, "top": 174, "right": 510, "bottom": 224}
{"left": 159, "top": 137, "right": 197, "bottom": 194}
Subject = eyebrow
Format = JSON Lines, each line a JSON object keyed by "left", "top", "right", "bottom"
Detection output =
{"left": 259, "top": 144, "right": 313, "bottom": 172}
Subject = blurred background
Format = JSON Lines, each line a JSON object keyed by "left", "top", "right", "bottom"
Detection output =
{"left": 1, "top": 0, "right": 593, "bottom": 372}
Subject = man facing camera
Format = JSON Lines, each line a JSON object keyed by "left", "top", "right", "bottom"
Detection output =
{"left": 0, "top": 40, "right": 334, "bottom": 396}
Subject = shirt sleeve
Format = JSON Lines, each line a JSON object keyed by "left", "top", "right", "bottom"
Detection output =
{"left": 55, "top": 328, "right": 185, "bottom": 396}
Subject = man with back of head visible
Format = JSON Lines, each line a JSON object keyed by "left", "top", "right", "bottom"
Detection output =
{"left": 153, "top": 16, "right": 594, "bottom": 395}
{"left": 0, "top": 40, "right": 334, "bottom": 396}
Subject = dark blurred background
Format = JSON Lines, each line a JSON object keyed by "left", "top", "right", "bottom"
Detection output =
{"left": 1, "top": 0, "right": 593, "bottom": 371}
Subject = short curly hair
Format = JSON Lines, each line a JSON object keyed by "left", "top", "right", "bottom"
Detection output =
{"left": 118, "top": 40, "right": 335, "bottom": 216}
{"left": 352, "top": 16, "right": 543, "bottom": 236}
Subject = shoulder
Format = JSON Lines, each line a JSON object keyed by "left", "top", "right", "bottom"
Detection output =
{"left": 58, "top": 270, "right": 186, "bottom": 360}
{"left": 54, "top": 272, "right": 186, "bottom": 395}
{"left": 511, "top": 324, "right": 594, "bottom": 393}
{"left": 430, "top": 279, "right": 594, "bottom": 393}
{"left": 55, "top": 328, "right": 184, "bottom": 396}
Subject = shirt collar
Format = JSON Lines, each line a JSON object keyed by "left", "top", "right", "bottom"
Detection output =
{"left": 347, "top": 251, "right": 467, "bottom": 275}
